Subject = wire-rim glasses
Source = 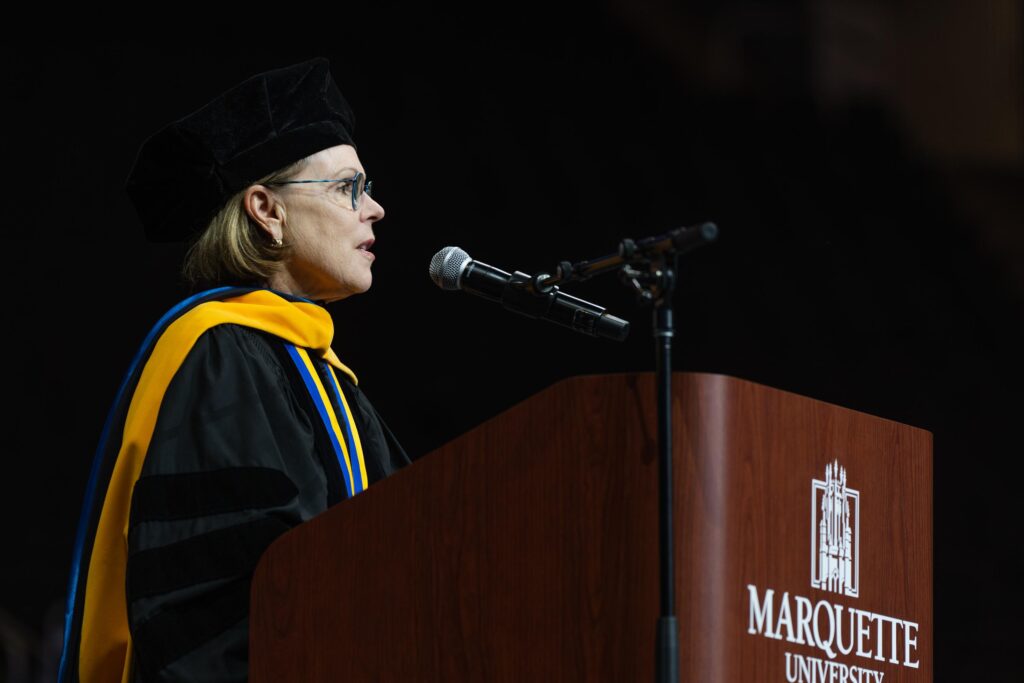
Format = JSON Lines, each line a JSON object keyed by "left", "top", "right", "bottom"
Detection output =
{"left": 266, "top": 172, "right": 373, "bottom": 211}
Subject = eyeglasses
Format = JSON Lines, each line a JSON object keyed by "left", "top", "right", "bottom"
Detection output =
{"left": 266, "top": 171, "right": 373, "bottom": 211}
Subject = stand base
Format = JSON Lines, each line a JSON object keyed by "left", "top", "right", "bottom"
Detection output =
{"left": 656, "top": 616, "right": 679, "bottom": 683}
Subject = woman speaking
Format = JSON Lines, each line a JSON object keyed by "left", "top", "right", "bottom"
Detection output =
{"left": 58, "top": 58, "right": 410, "bottom": 683}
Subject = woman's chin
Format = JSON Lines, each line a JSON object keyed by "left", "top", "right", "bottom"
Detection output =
{"left": 323, "top": 281, "right": 371, "bottom": 304}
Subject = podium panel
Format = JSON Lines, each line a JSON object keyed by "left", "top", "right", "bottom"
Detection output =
{"left": 250, "top": 373, "right": 932, "bottom": 682}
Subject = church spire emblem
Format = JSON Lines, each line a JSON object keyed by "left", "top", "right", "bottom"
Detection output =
{"left": 811, "top": 459, "right": 860, "bottom": 598}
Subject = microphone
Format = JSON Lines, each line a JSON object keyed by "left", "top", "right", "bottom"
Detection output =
{"left": 429, "top": 246, "right": 630, "bottom": 341}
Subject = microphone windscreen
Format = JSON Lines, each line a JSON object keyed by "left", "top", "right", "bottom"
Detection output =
{"left": 429, "top": 246, "right": 472, "bottom": 290}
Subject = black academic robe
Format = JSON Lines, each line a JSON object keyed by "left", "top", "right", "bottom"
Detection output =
{"left": 58, "top": 287, "right": 410, "bottom": 683}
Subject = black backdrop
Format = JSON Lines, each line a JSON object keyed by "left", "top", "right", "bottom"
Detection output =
{"left": 4, "top": 4, "right": 1021, "bottom": 681}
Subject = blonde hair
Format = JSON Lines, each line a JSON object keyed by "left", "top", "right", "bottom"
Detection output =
{"left": 181, "top": 156, "right": 311, "bottom": 290}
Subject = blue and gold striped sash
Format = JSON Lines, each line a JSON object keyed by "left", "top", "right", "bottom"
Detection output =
{"left": 284, "top": 344, "right": 368, "bottom": 496}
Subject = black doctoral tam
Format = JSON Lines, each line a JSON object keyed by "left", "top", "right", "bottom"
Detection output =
{"left": 125, "top": 57, "right": 357, "bottom": 243}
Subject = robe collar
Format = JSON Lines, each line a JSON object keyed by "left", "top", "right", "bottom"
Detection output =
{"left": 213, "top": 287, "right": 358, "bottom": 384}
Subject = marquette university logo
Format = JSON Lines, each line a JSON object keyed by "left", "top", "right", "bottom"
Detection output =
{"left": 745, "top": 459, "right": 920, "bottom": 680}
{"left": 811, "top": 460, "right": 859, "bottom": 598}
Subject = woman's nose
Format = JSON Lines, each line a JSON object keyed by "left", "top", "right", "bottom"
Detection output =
{"left": 363, "top": 194, "right": 385, "bottom": 221}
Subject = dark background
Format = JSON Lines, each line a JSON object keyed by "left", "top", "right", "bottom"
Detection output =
{"left": 4, "top": 2, "right": 1021, "bottom": 680}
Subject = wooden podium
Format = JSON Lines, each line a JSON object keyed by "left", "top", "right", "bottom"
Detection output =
{"left": 250, "top": 373, "right": 932, "bottom": 681}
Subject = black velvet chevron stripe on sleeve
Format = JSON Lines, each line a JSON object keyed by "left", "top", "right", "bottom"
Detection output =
{"left": 126, "top": 516, "right": 292, "bottom": 601}
{"left": 128, "top": 468, "right": 299, "bottom": 523}
{"left": 130, "top": 578, "right": 252, "bottom": 683}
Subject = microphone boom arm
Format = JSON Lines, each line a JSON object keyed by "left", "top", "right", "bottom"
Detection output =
{"left": 536, "top": 221, "right": 718, "bottom": 290}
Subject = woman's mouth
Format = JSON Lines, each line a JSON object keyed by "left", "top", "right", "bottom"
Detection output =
{"left": 357, "top": 238, "right": 375, "bottom": 261}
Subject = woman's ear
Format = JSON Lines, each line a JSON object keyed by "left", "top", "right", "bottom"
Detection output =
{"left": 243, "top": 185, "right": 285, "bottom": 241}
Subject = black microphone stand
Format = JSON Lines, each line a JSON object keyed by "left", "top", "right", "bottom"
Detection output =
{"left": 535, "top": 222, "right": 718, "bottom": 683}
{"left": 631, "top": 251, "right": 680, "bottom": 683}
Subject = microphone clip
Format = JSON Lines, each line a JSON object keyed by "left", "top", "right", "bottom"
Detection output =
{"left": 504, "top": 271, "right": 558, "bottom": 316}
{"left": 619, "top": 256, "right": 677, "bottom": 307}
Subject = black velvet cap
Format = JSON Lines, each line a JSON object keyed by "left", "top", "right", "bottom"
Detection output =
{"left": 125, "top": 58, "right": 357, "bottom": 243}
